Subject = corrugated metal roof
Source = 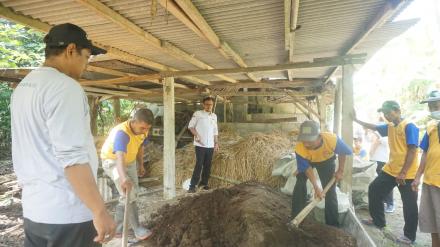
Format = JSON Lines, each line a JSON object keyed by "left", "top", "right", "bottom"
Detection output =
{"left": 0, "top": 0, "right": 415, "bottom": 87}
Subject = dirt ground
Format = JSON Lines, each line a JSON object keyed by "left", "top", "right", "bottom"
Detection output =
{"left": 0, "top": 154, "right": 433, "bottom": 247}
{"left": 130, "top": 182, "right": 356, "bottom": 247}
{"left": 356, "top": 188, "right": 431, "bottom": 247}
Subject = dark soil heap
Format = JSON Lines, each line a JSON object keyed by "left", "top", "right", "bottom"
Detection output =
{"left": 147, "top": 183, "right": 356, "bottom": 247}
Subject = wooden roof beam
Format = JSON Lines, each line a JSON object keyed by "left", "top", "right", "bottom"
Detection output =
{"left": 285, "top": 0, "right": 300, "bottom": 80}
{"left": 324, "top": 0, "right": 408, "bottom": 83}
{"left": 207, "top": 79, "right": 320, "bottom": 89}
{"left": 166, "top": 0, "right": 259, "bottom": 82}
{"left": 74, "top": 0, "right": 237, "bottom": 83}
{"left": 78, "top": 54, "right": 365, "bottom": 84}
{"left": 0, "top": 4, "right": 209, "bottom": 87}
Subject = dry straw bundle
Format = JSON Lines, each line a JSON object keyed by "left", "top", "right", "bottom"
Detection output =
{"left": 146, "top": 130, "right": 292, "bottom": 189}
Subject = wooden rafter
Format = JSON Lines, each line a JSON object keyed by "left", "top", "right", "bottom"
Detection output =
{"left": 74, "top": 0, "right": 237, "bottom": 83}
{"left": 285, "top": 0, "right": 300, "bottom": 80}
{"left": 0, "top": 4, "right": 209, "bottom": 87}
{"left": 169, "top": 0, "right": 259, "bottom": 82}
{"left": 207, "top": 79, "right": 320, "bottom": 89}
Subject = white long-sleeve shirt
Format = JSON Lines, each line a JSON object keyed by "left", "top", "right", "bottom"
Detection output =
{"left": 11, "top": 67, "right": 98, "bottom": 224}
{"left": 188, "top": 110, "right": 218, "bottom": 148}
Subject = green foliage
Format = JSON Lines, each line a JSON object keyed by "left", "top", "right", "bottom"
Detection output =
{"left": 96, "top": 99, "right": 138, "bottom": 136}
{"left": 0, "top": 19, "right": 44, "bottom": 148}
{"left": 0, "top": 19, "right": 44, "bottom": 68}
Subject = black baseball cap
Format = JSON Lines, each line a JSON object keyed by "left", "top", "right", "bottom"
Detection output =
{"left": 377, "top": 100, "right": 400, "bottom": 113}
{"left": 44, "top": 23, "right": 106, "bottom": 55}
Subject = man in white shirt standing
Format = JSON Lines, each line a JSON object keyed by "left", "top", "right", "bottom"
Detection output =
{"left": 11, "top": 23, "right": 115, "bottom": 247}
{"left": 187, "top": 96, "right": 219, "bottom": 193}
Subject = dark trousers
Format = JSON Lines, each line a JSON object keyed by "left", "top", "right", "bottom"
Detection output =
{"left": 375, "top": 161, "right": 394, "bottom": 206}
{"left": 368, "top": 172, "right": 418, "bottom": 241}
{"left": 24, "top": 218, "right": 100, "bottom": 247}
{"left": 190, "top": 146, "right": 214, "bottom": 188}
{"left": 291, "top": 157, "right": 339, "bottom": 227}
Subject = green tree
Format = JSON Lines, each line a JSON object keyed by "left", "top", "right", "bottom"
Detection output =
{"left": 0, "top": 19, "right": 44, "bottom": 149}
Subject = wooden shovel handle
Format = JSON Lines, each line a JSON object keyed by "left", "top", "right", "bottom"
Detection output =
{"left": 290, "top": 177, "right": 336, "bottom": 227}
{"left": 122, "top": 192, "right": 130, "bottom": 247}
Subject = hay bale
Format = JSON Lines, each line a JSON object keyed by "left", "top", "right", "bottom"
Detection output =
{"left": 146, "top": 131, "right": 292, "bottom": 189}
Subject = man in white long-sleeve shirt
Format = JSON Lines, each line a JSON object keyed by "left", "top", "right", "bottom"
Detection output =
{"left": 187, "top": 96, "right": 219, "bottom": 193}
{"left": 11, "top": 23, "right": 115, "bottom": 247}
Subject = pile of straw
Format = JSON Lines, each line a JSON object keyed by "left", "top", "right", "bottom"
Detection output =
{"left": 143, "top": 141, "right": 163, "bottom": 165}
{"left": 146, "top": 131, "right": 292, "bottom": 189}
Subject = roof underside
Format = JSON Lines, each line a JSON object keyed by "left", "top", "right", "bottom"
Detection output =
{"left": 0, "top": 0, "right": 417, "bottom": 102}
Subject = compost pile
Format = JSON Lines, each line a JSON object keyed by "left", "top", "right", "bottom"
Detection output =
{"left": 146, "top": 131, "right": 292, "bottom": 189}
{"left": 147, "top": 183, "right": 356, "bottom": 247}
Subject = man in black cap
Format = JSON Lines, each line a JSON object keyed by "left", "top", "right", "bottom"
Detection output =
{"left": 353, "top": 100, "right": 419, "bottom": 244}
{"left": 292, "top": 120, "right": 352, "bottom": 227}
{"left": 11, "top": 23, "right": 115, "bottom": 247}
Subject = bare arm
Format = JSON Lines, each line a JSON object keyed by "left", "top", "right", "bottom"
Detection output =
{"left": 353, "top": 118, "right": 377, "bottom": 131}
{"left": 65, "top": 164, "right": 116, "bottom": 243}
{"left": 65, "top": 164, "right": 107, "bottom": 217}
{"left": 304, "top": 167, "right": 319, "bottom": 188}
{"left": 415, "top": 152, "right": 427, "bottom": 180}
{"left": 412, "top": 152, "right": 427, "bottom": 191}
{"left": 115, "top": 151, "right": 132, "bottom": 193}
{"left": 335, "top": 155, "right": 346, "bottom": 181}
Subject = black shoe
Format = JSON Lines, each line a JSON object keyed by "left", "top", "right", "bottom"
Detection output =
{"left": 201, "top": 185, "right": 210, "bottom": 190}
{"left": 188, "top": 188, "right": 196, "bottom": 193}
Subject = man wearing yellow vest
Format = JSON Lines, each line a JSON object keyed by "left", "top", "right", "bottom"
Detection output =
{"left": 412, "top": 90, "right": 440, "bottom": 247}
{"left": 354, "top": 100, "right": 419, "bottom": 245}
{"left": 101, "top": 108, "right": 154, "bottom": 240}
{"left": 292, "top": 120, "right": 352, "bottom": 227}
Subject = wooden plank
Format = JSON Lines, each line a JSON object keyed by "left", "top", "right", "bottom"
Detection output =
{"left": 286, "top": 91, "right": 321, "bottom": 120}
{"left": 172, "top": 0, "right": 258, "bottom": 82}
{"left": 333, "top": 79, "right": 342, "bottom": 135}
{"left": 75, "top": 0, "right": 236, "bottom": 83}
{"left": 293, "top": 101, "right": 311, "bottom": 119}
{"left": 161, "top": 41, "right": 236, "bottom": 83}
{"left": 287, "top": 0, "right": 300, "bottom": 80}
{"left": 340, "top": 64, "right": 354, "bottom": 197}
{"left": 0, "top": 4, "right": 209, "bottom": 87}
{"left": 163, "top": 77, "right": 176, "bottom": 199}
{"left": 207, "top": 79, "right": 319, "bottom": 89}
{"left": 87, "top": 65, "right": 133, "bottom": 77}
{"left": 80, "top": 74, "right": 162, "bottom": 86}
{"left": 104, "top": 46, "right": 210, "bottom": 86}
{"left": 58, "top": 55, "right": 362, "bottom": 89}
{"left": 157, "top": 0, "right": 206, "bottom": 40}
{"left": 284, "top": 0, "right": 292, "bottom": 50}
{"left": 174, "top": 0, "right": 221, "bottom": 47}
{"left": 159, "top": 56, "right": 365, "bottom": 77}
{"left": 83, "top": 86, "right": 129, "bottom": 97}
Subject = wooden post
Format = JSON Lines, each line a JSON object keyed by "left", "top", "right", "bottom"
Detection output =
{"left": 317, "top": 96, "right": 327, "bottom": 131}
{"left": 223, "top": 101, "right": 227, "bottom": 123}
{"left": 113, "top": 97, "right": 121, "bottom": 123}
{"left": 163, "top": 77, "right": 176, "bottom": 199}
{"left": 333, "top": 79, "right": 342, "bottom": 136}
{"left": 88, "top": 96, "right": 98, "bottom": 136}
{"left": 340, "top": 64, "right": 354, "bottom": 198}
